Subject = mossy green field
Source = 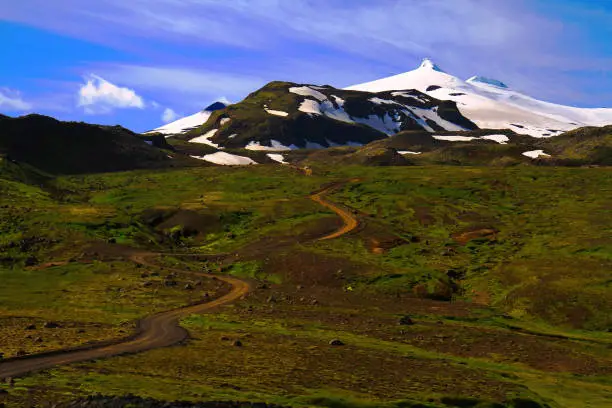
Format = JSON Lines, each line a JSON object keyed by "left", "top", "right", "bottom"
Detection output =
{"left": 1, "top": 163, "right": 611, "bottom": 408}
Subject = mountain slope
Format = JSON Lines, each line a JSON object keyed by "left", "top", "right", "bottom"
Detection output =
{"left": 145, "top": 102, "right": 227, "bottom": 135}
{"left": 346, "top": 59, "right": 612, "bottom": 137}
{"left": 172, "top": 81, "right": 477, "bottom": 150}
{"left": 536, "top": 125, "right": 612, "bottom": 165}
{"left": 0, "top": 114, "right": 176, "bottom": 174}
{"left": 293, "top": 125, "right": 612, "bottom": 167}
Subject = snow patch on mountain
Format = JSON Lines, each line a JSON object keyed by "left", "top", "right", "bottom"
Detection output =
{"left": 245, "top": 140, "right": 295, "bottom": 151}
{"left": 481, "top": 134, "right": 509, "bottom": 144}
{"left": 433, "top": 135, "right": 476, "bottom": 142}
{"left": 264, "top": 108, "right": 289, "bottom": 117}
{"left": 189, "top": 129, "right": 221, "bottom": 148}
{"left": 432, "top": 134, "right": 509, "bottom": 144}
{"left": 266, "top": 153, "right": 287, "bottom": 164}
{"left": 145, "top": 101, "right": 227, "bottom": 136}
{"left": 191, "top": 151, "right": 257, "bottom": 165}
{"left": 289, "top": 86, "right": 327, "bottom": 101}
{"left": 353, "top": 113, "right": 403, "bottom": 135}
{"left": 522, "top": 150, "right": 551, "bottom": 159}
{"left": 297, "top": 97, "right": 353, "bottom": 123}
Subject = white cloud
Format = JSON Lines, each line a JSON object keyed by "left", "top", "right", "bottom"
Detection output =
{"left": 161, "top": 107, "right": 179, "bottom": 123}
{"left": 216, "top": 96, "right": 232, "bottom": 105}
{"left": 0, "top": 88, "right": 32, "bottom": 111}
{"left": 78, "top": 74, "right": 145, "bottom": 114}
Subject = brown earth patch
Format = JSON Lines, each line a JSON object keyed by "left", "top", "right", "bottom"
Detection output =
{"left": 260, "top": 250, "right": 372, "bottom": 287}
{"left": 452, "top": 227, "right": 498, "bottom": 245}
{"left": 414, "top": 206, "right": 435, "bottom": 226}
{"left": 141, "top": 208, "right": 223, "bottom": 237}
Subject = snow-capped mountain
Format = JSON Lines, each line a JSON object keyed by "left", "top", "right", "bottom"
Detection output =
{"left": 145, "top": 102, "right": 227, "bottom": 136}
{"left": 346, "top": 59, "right": 612, "bottom": 137}
{"left": 173, "top": 80, "right": 477, "bottom": 151}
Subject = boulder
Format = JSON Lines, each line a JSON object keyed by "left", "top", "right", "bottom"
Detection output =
{"left": 399, "top": 315, "right": 414, "bottom": 326}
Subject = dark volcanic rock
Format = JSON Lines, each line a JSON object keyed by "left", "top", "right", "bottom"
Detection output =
{"left": 399, "top": 315, "right": 414, "bottom": 326}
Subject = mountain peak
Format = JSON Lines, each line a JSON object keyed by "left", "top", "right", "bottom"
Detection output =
{"left": 204, "top": 101, "right": 228, "bottom": 112}
{"left": 419, "top": 58, "right": 444, "bottom": 72}
{"left": 467, "top": 76, "right": 508, "bottom": 89}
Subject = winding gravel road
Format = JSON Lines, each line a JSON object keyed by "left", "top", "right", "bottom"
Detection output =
{"left": 0, "top": 182, "right": 359, "bottom": 379}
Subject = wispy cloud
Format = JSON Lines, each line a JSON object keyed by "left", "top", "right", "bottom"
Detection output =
{"left": 2, "top": 0, "right": 611, "bottom": 108}
{"left": 93, "top": 64, "right": 264, "bottom": 110}
{"left": 161, "top": 107, "right": 179, "bottom": 123}
{"left": 0, "top": 88, "right": 32, "bottom": 111}
{"left": 78, "top": 75, "right": 145, "bottom": 114}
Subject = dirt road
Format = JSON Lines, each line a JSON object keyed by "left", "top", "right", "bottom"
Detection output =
{"left": 0, "top": 181, "right": 359, "bottom": 379}
{"left": 0, "top": 253, "right": 249, "bottom": 379}
{"left": 309, "top": 182, "right": 359, "bottom": 240}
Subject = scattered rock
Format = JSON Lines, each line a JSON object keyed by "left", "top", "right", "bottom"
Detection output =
{"left": 220, "top": 336, "right": 230, "bottom": 341}
{"left": 399, "top": 315, "right": 414, "bottom": 326}
{"left": 266, "top": 296, "right": 277, "bottom": 303}
{"left": 183, "top": 283, "right": 194, "bottom": 290}
{"left": 164, "top": 280, "right": 177, "bottom": 287}
{"left": 77, "top": 329, "right": 86, "bottom": 334}
{"left": 140, "top": 272, "right": 149, "bottom": 278}
{"left": 24, "top": 256, "right": 38, "bottom": 267}
{"left": 310, "top": 299, "right": 319, "bottom": 306}
{"left": 43, "top": 321, "right": 61, "bottom": 329}
{"left": 329, "top": 339, "right": 345, "bottom": 346}
{"left": 232, "top": 340, "right": 243, "bottom": 347}
{"left": 256, "top": 283, "right": 269, "bottom": 290}
{"left": 25, "top": 324, "right": 36, "bottom": 330}
{"left": 142, "top": 281, "right": 154, "bottom": 287}
{"left": 296, "top": 285, "right": 304, "bottom": 290}
{"left": 194, "top": 280, "right": 203, "bottom": 287}
{"left": 34, "top": 337, "right": 43, "bottom": 343}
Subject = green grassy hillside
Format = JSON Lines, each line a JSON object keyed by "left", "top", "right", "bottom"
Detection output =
{"left": 0, "top": 114, "right": 189, "bottom": 174}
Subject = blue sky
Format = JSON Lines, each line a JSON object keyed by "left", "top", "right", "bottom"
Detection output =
{"left": 1, "top": 0, "right": 611, "bottom": 132}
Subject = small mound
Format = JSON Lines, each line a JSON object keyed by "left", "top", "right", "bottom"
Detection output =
{"left": 141, "top": 208, "right": 222, "bottom": 237}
